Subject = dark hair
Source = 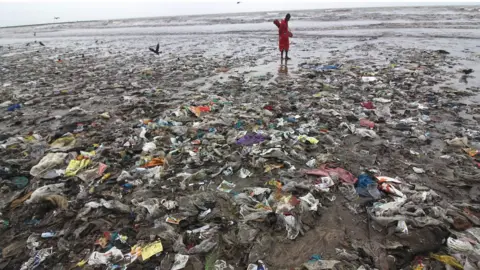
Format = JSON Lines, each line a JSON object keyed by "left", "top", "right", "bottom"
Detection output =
{"left": 286, "top": 13, "right": 291, "bottom": 20}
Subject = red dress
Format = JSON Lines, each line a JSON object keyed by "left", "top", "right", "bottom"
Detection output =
{"left": 274, "top": 19, "right": 292, "bottom": 51}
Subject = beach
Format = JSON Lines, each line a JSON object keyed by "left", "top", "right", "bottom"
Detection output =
{"left": 0, "top": 5, "right": 480, "bottom": 269}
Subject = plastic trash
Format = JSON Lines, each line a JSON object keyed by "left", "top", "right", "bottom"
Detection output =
{"left": 430, "top": 254, "right": 464, "bottom": 270}
{"left": 300, "top": 193, "right": 320, "bottom": 211}
{"left": 65, "top": 158, "right": 91, "bottom": 176}
{"left": 236, "top": 133, "right": 268, "bottom": 146}
{"left": 20, "top": 247, "right": 53, "bottom": 270}
{"left": 142, "top": 142, "right": 157, "bottom": 152}
{"left": 361, "top": 101, "right": 375, "bottom": 109}
{"left": 361, "top": 76, "right": 377, "bottom": 82}
{"left": 359, "top": 118, "right": 375, "bottom": 129}
{"left": 395, "top": 220, "right": 408, "bottom": 234}
{"left": 412, "top": 167, "right": 425, "bottom": 174}
{"left": 88, "top": 247, "right": 124, "bottom": 265}
{"left": 239, "top": 168, "right": 253, "bottom": 178}
{"left": 305, "top": 165, "right": 357, "bottom": 185}
{"left": 30, "top": 153, "right": 67, "bottom": 177}
{"left": 247, "top": 260, "right": 268, "bottom": 270}
{"left": 7, "top": 103, "right": 22, "bottom": 111}
{"left": 446, "top": 137, "right": 468, "bottom": 147}
{"left": 302, "top": 259, "right": 340, "bottom": 270}
{"left": 214, "top": 260, "right": 235, "bottom": 270}
{"left": 298, "top": 135, "right": 319, "bottom": 144}
{"left": 141, "top": 240, "right": 163, "bottom": 260}
{"left": 25, "top": 183, "right": 65, "bottom": 204}
{"left": 171, "top": 254, "right": 189, "bottom": 270}
{"left": 217, "top": 180, "right": 235, "bottom": 193}
{"left": 313, "top": 177, "right": 335, "bottom": 192}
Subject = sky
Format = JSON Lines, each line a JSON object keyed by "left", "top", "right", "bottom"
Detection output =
{"left": 0, "top": 0, "right": 479, "bottom": 27}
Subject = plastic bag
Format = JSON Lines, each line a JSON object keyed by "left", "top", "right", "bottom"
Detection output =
{"left": 65, "top": 159, "right": 91, "bottom": 177}
{"left": 214, "top": 260, "right": 234, "bottom": 270}
{"left": 247, "top": 260, "right": 268, "bottom": 270}
{"left": 171, "top": 254, "right": 189, "bottom": 270}
{"left": 314, "top": 177, "right": 335, "bottom": 192}
{"left": 300, "top": 193, "right": 320, "bottom": 211}
{"left": 142, "top": 142, "right": 157, "bottom": 152}
{"left": 395, "top": 220, "right": 408, "bottom": 234}
{"left": 298, "top": 135, "right": 319, "bottom": 144}
{"left": 447, "top": 237, "right": 474, "bottom": 253}
{"left": 302, "top": 259, "right": 340, "bottom": 270}
{"left": 305, "top": 165, "right": 357, "bottom": 185}
{"left": 30, "top": 153, "right": 67, "bottom": 177}
{"left": 20, "top": 247, "right": 53, "bottom": 270}
{"left": 49, "top": 135, "right": 76, "bottom": 151}
{"left": 283, "top": 214, "right": 300, "bottom": 240}
{"left": 430, "top": 254, "right": 464, "bottom": 270}
{"left": 236, "top": 133, "right": 268, "bottom": 146}
{"left": 188, "top": 238, "right": 216, "bottom": 254}
{"left": 25, "top": 183, "right": 65, "bottom": 204}
{"left": 88, "top": 247, "right": 124, "bottom": 265}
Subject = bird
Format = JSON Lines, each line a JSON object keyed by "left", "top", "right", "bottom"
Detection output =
{"left": 237, "top": 1, "right": 241, "bottom": 3}
{"left": 462, "top": 69, "right": 474, "bottom": 75}
{"left": 54, "top": 17, "right": 60, "bottom": 20}
{"left": 149, "top": 43, "right": 161, "bottom": 55}
{"left": 39, "top": 41, "right": 45, "bottom": 46}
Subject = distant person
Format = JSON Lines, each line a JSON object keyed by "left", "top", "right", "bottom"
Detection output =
{"left": 274, "top": 13, "right": 293, "bottom": 60}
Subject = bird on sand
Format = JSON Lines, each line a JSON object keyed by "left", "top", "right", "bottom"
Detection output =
{"left": 149, "top": 43, "right": 161, "bottom": 55}
{"left": 462, "top": 69, "right": 474, "bottom": 75}
{"left": 39, "top": 41, "right": 45, "bottom": 46}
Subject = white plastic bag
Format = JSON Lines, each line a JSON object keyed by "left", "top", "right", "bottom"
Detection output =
{"left": 171, "top": 254, "right": 189, "bottom": 270}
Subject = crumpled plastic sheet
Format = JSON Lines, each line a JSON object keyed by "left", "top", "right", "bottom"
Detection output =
{"left": 30, "top": 152, "right": 67, "bottom": 177}
{"left": 430, "top": 254, "right": 464, "bottom": 270}
{"left": 305, "top": 164, "right": 357, "bottom": 185}
{"left": 25, "top": 183, "right": 65, "bottom": 204}
{"left": 77, "top": 199, "right": 131, "bottom": 218}
{"left": 134, "top": 198, "right": 160, "bottom": 214}
{"left": 281, "top": 214, "right": 301, "bottom": 240}
{"left": 20, "top": 247, "right": 53, "bottom": 270}
{"left": 88, "top": 246, "right": 124, "bottom": 265}
{"left": 313, "top": 177, "right": 335, "bottom": 192}
{"left": 171, "top": 254, "right": 189, "bottom": 270}
{"left": 214, "top": 260, "right": 234, "bottom": 270}
{"left": 236, "top": 133, "right": 268, "bottom": 146}
{"left": 300, "top": 193, "right": 320, "bottom": 211}
{"left": 65, "top": 158, "right": 91, "bottom": 177}
{"left": 187, "top": 238, "right": 216, "bottom": 254}
{"left": 447, "top": 237, "right": 474, "bottom": 253}
{"left": 142, "top": 141, "right": 157, "bottom": 152}
{"left": 302, "top": 259, "right": 340, "bottom": 270}
{"left": 247, "top": 260, "right": 268, "bottom": 270}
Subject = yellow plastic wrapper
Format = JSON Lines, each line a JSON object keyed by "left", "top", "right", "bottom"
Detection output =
{"left": 76, "top": 260, "right": 86, "bottom": 267}
{"left": 141, "top": 240, "right": 163, "bottom": 261}
{"left": 65, "top": 159, "right": 91, "bottom": 177}
{"left": 50, "top": 135, "right": 76, "bottom": 149}
{"left": 298, "top": 135, "right": 319, "bottom": 144}
{"left": 264, "top": 164, "right": 284, "bottom": 173}
{"left": 430, "top": 254, "right": 464, "bottom": 270}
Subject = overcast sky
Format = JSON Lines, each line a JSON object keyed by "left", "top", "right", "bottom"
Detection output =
{"left": 0, "top": 0, "right": 479, "bottom": 27}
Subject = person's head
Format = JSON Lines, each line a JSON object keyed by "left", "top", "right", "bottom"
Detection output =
{"left": 285, "top": 13, "right": 291, "bottom": 21}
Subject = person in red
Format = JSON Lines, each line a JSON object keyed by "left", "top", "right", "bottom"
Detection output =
{"left": 274, "top": 13, "right": 292, "bottom": 60}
